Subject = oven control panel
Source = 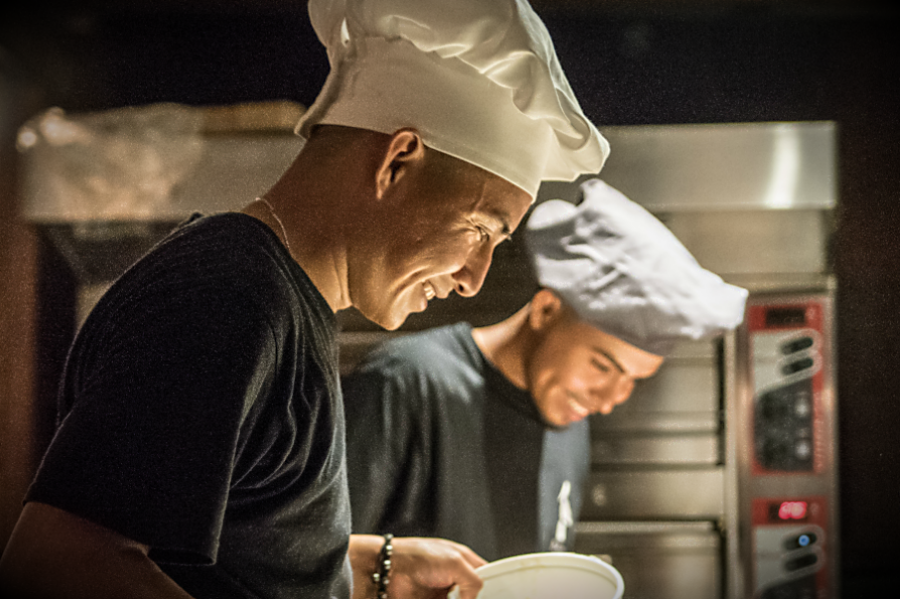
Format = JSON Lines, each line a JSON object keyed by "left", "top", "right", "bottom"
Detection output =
{"left": 753, "top": 497, "right": 828, "bottom": 599}
{"left": 742, "top": 295, "right": 836, "bottom": 599}
{"left": 749, "top": 303, "right": 825, "bottom": 474}
{"left": 754, "top": 349, "right": 816, "bottom": 471}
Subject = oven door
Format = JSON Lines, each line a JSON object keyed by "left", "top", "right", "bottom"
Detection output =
{"left": 576, "top": 521, "right": 723, "bottom": 599}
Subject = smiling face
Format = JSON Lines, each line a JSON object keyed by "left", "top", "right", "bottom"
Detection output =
{"left": 348, "top": 136, "right": 532, "bottom": 331}
{"left": 524, "top": 291, "right": 665, "bottom": 427}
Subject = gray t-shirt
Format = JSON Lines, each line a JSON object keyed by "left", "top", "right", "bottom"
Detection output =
{"left": 342, "top": 322, "right": 590, "bottom": 561}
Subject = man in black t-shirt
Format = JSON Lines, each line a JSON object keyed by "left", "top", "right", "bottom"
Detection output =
{"left": 0, "top": 2, "right": 610, "bottom": 598}
{"left": 343, "top": 180, "right": 749, "bottom": 562}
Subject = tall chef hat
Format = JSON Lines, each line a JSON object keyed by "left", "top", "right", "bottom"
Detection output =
{"left": 526, "top": 179, "right": 749, "bottom": 356}
{"left": 295, "top": 0, "right": 609, "bottom": 198}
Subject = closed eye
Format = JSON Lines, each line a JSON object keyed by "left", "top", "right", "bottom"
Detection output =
{"left": 591, "top": 347, "right": 626, "bottom": 374}
{"left": 591, "top": 357, "right": 611, "bottom": 373}
{"left": 471, "top": 214, "right": 513, "bottom": 245}
{"left": 468, "top": 219, "right": 492, "bottom": 244}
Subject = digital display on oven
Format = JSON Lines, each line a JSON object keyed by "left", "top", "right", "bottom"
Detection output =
{"left": 765, "top": 307, "right": 807, "bottom": 327}
{"left": 768, "top": 500, "right": 809, "bottom": 522}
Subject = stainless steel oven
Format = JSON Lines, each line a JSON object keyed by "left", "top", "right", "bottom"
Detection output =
{"left": 560, "top": 122, "right": 840, "bottom": 599}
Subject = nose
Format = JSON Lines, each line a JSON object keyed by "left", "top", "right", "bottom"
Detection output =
{"left": 452, "top": 243, "right": 493, "bottom": 297}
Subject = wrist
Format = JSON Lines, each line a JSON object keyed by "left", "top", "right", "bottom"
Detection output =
{"left": 348, "top": 534, "right": 394, "bottom": 599}
{"left": 372, "top": 533, "right": 394, "bottom": 599}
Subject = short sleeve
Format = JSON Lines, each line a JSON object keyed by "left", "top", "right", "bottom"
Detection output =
{"left": 27, "top": 281, "right": 277, "bottom": 565}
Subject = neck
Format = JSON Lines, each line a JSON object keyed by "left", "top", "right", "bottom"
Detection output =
{"left": 240, "top": 149, "right": 357, "bottom": 314}
{"left": 471, "top": 303, "right": 534, "bottom": 390}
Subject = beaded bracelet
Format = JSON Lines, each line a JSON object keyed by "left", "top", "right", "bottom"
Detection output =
{"left": 371, "top": 533, "right": 394, "bottom": 599}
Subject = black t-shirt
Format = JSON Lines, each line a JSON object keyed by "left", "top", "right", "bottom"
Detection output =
{"left": 27, "top": 213, "right": 352, "bottom": 599}
{"left": 342, "top": 323, "right": 589, "bottom": 562}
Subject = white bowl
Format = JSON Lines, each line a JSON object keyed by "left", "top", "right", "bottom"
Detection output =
{"left": 448, "top": 552, "right": 624, "bottom": 599}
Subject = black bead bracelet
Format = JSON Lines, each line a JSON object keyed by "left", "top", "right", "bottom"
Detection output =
{"left": 372, "top": 533, "right": 393, "bottom": 599}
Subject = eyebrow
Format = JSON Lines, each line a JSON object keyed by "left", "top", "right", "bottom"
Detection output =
{"left": 482, "top": 210, "right": 513, "bottom": 240}
{"left": 592, "top": 346, "right": 626, "bottom": 374}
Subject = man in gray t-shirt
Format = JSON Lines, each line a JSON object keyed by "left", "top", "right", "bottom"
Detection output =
{"left": 344, "top": 179, "right": 749, "bottom": 561}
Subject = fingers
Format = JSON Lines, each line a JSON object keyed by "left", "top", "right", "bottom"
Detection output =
{"left": 388, "top": 537, "right": 486, "bottom": 599}
{"left": 449, "top": 540, "right": 487, "bottom": 569}
{"left": 439, "top": 542, "right": 484, "bottom": 599}
{"left": 450, "top": 578, "right": 484, "bottom": 599}
{"left": 449, "top": 564, "right": 483, "bottom": 599}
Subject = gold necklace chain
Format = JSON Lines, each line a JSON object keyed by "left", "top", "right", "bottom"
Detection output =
{"left": 256, "top": 197, "right": 291, "bottom": 254}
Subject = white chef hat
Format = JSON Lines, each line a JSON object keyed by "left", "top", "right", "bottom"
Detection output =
{"left": 525, "top": 179, "right": 749, "bottom": 356}
{"left": 295, "top": 0, "right": 609, "bottom": 198}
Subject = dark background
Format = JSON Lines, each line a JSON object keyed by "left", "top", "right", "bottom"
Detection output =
{"left": 1, "top": 0, "right": 898, "bottom": 595}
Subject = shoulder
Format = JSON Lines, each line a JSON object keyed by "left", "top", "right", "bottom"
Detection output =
{"left": 156, "top": 213, "right": 337, "bottom": 368}
{"left": 108, "top": 213, "right": 317, "bottom": 322}
{"left": 357, "top": 323, "right": 476, "bottom": 376}
{"left": 74, "top": 213, "right": 323, "bottom": 368}
{"left": 342, "top": 323, "right": 484, "bottom": 405}
{"left": 147, "top": 213, "right": 286, "bottom": 280}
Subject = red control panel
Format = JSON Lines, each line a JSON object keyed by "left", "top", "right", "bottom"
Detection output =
{"left": 752, "top": 496, "right": 828, "bottom": 599}
{"left": 748, "top": 302, "right": 826, "bottom": 475}
{"left": 745, "top": 296, "right": 834, "bottom": 598}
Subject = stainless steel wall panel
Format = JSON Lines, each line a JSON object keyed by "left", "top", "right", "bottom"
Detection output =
{"left": 592, "top": 433, "right": 720, "bottom": 466}
{"left": 617, "top": 361, "right": 719, "bottom": 414}
{"left": 661, "top": 209, "right": 831, "bottom": 277}
{"left": 582, "top": 469, "right": 725, "bottom": 520}
{"left": 538, "top": 121, "right": 837, "bottom": 213}
{"left": 591, "top": 411, "right": 721, "bottom": 434}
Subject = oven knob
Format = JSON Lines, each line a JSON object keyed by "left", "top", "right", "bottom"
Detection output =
{"left": 784, "top": 551, "right": 818, "bottom": 572}
{"left": 781, "top": 336, "right": 814, "bottom": 354}
{"left": 784, "top": 532, "right": 818, "bottom": 551}
{"left": 782, "top": 357, "right": 814, "bottom": 375}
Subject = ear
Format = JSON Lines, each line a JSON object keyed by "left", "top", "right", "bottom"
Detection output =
{"left": 528, "top": 288, "right": 565, "bottom": 332}
{"left": 375, "top": 128, "right": 426, "bottom": 200}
